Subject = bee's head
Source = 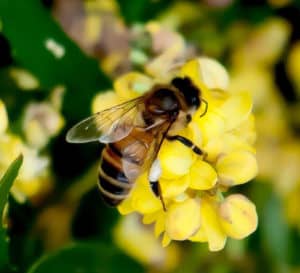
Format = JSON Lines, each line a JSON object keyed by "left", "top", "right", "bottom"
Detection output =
{"left": 171, "top": 77, "right": 200, "bottom": 110}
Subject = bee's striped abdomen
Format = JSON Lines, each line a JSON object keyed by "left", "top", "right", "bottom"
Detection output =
{"left": 98, "top": 128, "right": 154, "bottom": 206}
{"left": 98, "top": 145, "right": 133, "bottom": 206}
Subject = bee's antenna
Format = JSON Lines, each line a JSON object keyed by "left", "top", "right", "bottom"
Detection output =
{"left": 200, "top": 98, "right": 208, "bottom": 117}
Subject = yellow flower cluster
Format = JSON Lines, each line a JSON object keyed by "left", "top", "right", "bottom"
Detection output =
{"left": 228, "top": 17, "right": 300, "bottom": 231}
{"left": 93, "top": 56, "right": 258, "bottom": 251}
{"left": 0, "top": 96, "right": 63, "bottom": 204}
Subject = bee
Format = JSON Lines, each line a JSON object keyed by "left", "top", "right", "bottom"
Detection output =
{"left": 66, "top": 76, "right": 207, "bottom": 211}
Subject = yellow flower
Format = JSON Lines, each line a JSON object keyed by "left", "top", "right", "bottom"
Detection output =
{"left": 0, "top": 99, "right": 8, "bottom": 135}
{"left": 9, "top": 67, "right": 40, "bottom": 90}
{"left": 231, "top": 17, "right": 291, "bottom": 68}
{"left": 113, "top": 213, "right": 180, "bottom": 271}
{"left": 93, "top": 56, "right": 257, "bottom": 251}
{"left": 287, "top": 41, "right": 300, "bottom": 95}
{"left": 0, "top": 101, "right": 53, "bottom": 204}
{"left": 267, "top": 0, "right": 292, "bottom": 7}
{"left": 23, "top": 102, "right": 65, "bottom": 149}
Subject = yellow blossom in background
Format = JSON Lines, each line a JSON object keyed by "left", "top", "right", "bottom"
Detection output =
{"left": 0, "top": 100, "right": 54, "bottom": 204}
{"left": 113, "top": 213, "right": 180, "bottom": 271}
{"left": 231, "top": 17, "right": 291, "bottom": 68}
{"left": 287, "top": 41, "right": 300, "bottom": 95}
{"left": 267, "top": 0, "right": 292, "bottom": 7}
{"left": 9, "top": 67, "right": 40, "bottom": 90}
{"left": 93, "top": 56, "right": 258, "bottom": 251}
{"left": 23, "top": 102, "right": 65, "bottom": 149}
{"left": 0, "top": 99, "right": 8, "bottom": 134}
{"left": 227, "top": 12, "right": 300, "bottom": 233}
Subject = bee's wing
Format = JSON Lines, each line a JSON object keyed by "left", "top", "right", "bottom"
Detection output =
{"left": 66, "top": 96, "right": 145, "bottom": 144}
{"left": 122, "top": 120, "right": 173, "bottom": 182}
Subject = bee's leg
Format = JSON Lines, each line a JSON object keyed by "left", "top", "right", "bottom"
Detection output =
{"left": 150, "top": 181, "right": 166, "bottom": 211}
{"left": 166, "top": 135, "right": 205, "bottom": 156}
{"left": 148, "top": 159, "right": 167, "bottom": 211}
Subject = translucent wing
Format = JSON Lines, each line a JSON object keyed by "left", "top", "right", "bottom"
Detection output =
{"left": 122, "top": 121, "right": 173, "bottom": 182}
{"left": 66, "top": 97, "right": 144, "bottom": 144}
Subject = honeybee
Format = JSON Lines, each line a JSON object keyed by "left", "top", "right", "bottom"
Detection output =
{"left": 66, "top": 76, "right": 207, "bottom": 210}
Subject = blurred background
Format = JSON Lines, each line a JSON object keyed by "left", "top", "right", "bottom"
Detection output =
{"left": 0, "top": 0, "right": 300, "bottom": 272}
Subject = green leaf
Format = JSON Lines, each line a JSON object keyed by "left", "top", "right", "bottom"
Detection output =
{"left": 27, "top": 242, "right": 144, "bottom": 273}
{"left": 0, "top": 0, "right": 112, "bottom": 121}
{"left": 260, "top": 190, "right": 290, "bottom": 264}
{"left": 0, "top": 154, "right": 23, "bottom": 221}
{"left": 116, "top": 0, "right": 174, "bottom": 24}
{"left": 0, "top": 154, "right": 23, "bottom": 269}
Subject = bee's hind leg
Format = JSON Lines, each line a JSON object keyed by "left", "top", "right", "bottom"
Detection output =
{"left": 149, "top": 159, "right": 167, "bottom": 211}
{"left": 166, "top": 135, "right": 206, "bottom": 157}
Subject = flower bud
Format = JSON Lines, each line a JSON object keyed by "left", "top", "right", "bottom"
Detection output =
{"left": 219, "top": 194, "right": 258, "bottom": 239}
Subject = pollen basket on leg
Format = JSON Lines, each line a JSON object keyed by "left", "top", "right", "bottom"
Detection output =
{"left": 149, "top": 159, "right": 162, "bottom": 182}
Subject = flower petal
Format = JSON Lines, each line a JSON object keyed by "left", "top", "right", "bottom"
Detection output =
{"left": 162, "top": 233, "right": 172, "bottom": 247}
{"left": 204, "top": 133, "right": 256, "bottom": 163}
{"left": 189, "top": 227, "right": 207, "bottom": 242}
{"left": 189, "top": 159, "right": 218, "bottom": 190}
{"left": 130, "top": 174, "right": 162, "bottom": 214}
{"left": 194, "top": 110, "right": 226, "bottom": 144}
{"left": 216, "top": 151, "right": 258, "bottom": 186}
{"left": 159, "top": 140, "right": 194, "bottom": 179}
{"left": 118, "top": 197, "right": 135, "bottom": 215}
{"left": 219, "top": 92, "right": 253, "bottom": 131}
{"left": 232, "top": 114, "right": 256, "bottom": 145}
{"left": 219, "top": 194, "right": 258, "bottom": 239}
{"left": 198, "top": 57, "right": 229, "bottom": 91}
{"left": 160, "top": 175, "right": 190, "bottom": 199}
{"left": 198, "top": 197, "right": 227, "bottom": 251}
{"left": 165, "top": 198, "right": 201, "bottom": 240}
{"left": 154, "top": 213, "right": 166, "bottom": 237}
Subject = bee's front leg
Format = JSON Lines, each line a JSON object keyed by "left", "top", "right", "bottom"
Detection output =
{"left": 166, "top": 135, "right": 206, "bottom": 157}
{"left": 148, "top": 159, "right": 166, "bottom": 211}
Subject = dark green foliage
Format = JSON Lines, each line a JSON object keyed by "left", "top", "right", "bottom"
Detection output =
{"left": 0, "top": 0, "right": 112, "bottom": 122}
{"left": 27, "top": 242, "right": 144, "bottom": 273}
{"left": 116, "top": 0, "right": 174, "bottom": 24}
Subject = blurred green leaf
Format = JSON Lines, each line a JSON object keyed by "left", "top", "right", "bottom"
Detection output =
{"left": 27, "top": 242, "right": 144, "bottom": 273}
{"left": 289, "top": 229, "right": 300, "bottom": 266}
{"left": 248, "top": 182, "right": 291, "bottom": 272}
{"left": 116, "top": 0, "right": 174, "bottom": 24}
{"left": 8, "top": 197, "right": 40, "bottom": 273}
{"left": 0, "top": 154, "right": 23, "bottom": 269}
{"left": 0, "top": 0, "right": 112, "bottom": 121}
{"left": 260, "top": 188, "right": 290, "bottom": 265}
{"left": 72, "top": 188, "right": 119, "bottom": 243}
